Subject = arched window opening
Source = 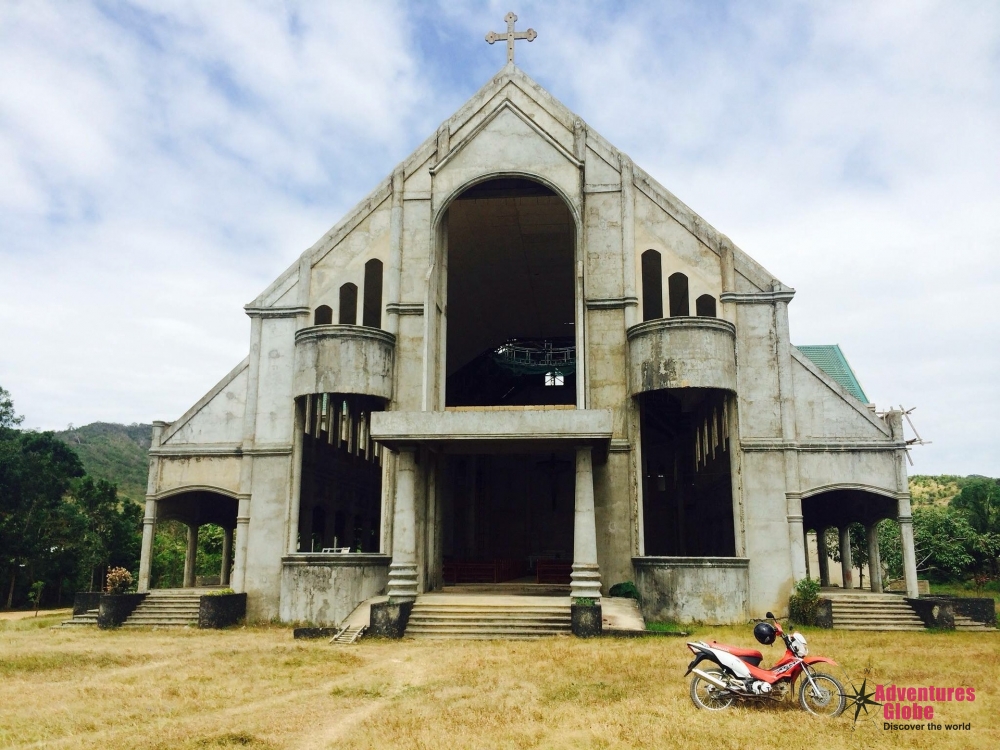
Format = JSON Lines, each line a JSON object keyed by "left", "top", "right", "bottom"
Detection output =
{"left": 339, "top": 283, "right": 358, "bottom": 325}
{"left": 362, "top": 259, "right": 383, "bottom": 328}
{"left": 695, "top": 294, "right": 717, "bottom": 318}
{"left": 314, "top": 305, "right": 333, "bottom": 326}
{"left": 641, "top": 250, "right": 663, "bottom": 321}
{"left": 668, "top": 272, "right": 690, "bottom": 317}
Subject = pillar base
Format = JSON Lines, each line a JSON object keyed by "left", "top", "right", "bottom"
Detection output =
{"left": 387, "top": 562, "right": 418, "bottom": 602}
{"left": 570, "top": 563, "right": 602, "bottom": 601}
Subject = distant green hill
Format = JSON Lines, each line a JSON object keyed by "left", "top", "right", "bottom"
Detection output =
{"left": 55, "top": 422, "right": 152, "bottom": 504}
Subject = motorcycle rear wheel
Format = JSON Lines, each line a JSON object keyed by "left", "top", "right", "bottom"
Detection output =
{"left": 689, "top": 670, "right": 736, "bottom": 711}
{"left": 799, "top": 673, "right": 846, "bottom": 718}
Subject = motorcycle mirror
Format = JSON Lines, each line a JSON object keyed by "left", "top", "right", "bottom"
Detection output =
{"left": 765, "top": 612, "right": 774, "bottom": 619}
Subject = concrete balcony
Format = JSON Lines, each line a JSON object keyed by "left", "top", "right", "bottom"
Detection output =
{"left": 626, "top": 317, "right": 737, "bottom": 394}
{"left": 293, "top": 325, "right": 395, "bottom": 400}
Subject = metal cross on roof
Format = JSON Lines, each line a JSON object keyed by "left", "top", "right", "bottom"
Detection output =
{"left": 485, "top": 12, "right": 536, "bottom": 65}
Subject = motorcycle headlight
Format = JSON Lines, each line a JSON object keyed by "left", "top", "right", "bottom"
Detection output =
{"left": 791, "top": 633, "right": 808, "bottom": 657}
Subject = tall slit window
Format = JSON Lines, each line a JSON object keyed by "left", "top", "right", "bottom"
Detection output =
{"left": 339, "top": 283, "right": 358, "bottom": 325}
{"left": 362, "top": 259, "right": 383, "bottom": 328}
{"left": 668, "top": 272, "right": 690, "bottom": 317}
{"left": 641, "top": 250, "right": 663, "bottom": 321}
{"left": 314, "top": 305, "right": 333, "bottom": 326}
{"left": 695, "top": 294, "right": 717, "bottom": 318}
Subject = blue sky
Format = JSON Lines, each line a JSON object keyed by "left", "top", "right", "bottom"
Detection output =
{"left": 1, "top": 0, "right": 998, "bottom": 475}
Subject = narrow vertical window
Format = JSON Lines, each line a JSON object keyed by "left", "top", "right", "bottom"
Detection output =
{"left": 362, "top": 259, "right": 383, "bottom": 328}
{"left": 668, "top": 272, "right": 689, "bottom": 317}
{"left": 695, "top": 294, "right": 717, "bottom": 317}
{"left": 314, "top": 305, "right": 333, "bottom": 325}
{"left": 641, "top": 250, "right": 663, "bottom": 322}
{"left": 339, "top": 283, "right": 358, "bottom": 325}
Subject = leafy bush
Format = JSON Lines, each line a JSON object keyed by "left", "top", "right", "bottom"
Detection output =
{"left": 609, "top": 581, "right": 640, "bottom": 601}
{"left": 788, "top": 577, "right": 821, "bottom": 625}
{"left": 105, "top": 567, "right": 133, "bottom": 595}
{"left": 572, "top": 597, "right": 596, "bottom": 607}
{"left": 205, "top": 588, "right": 236, "bottom": 596}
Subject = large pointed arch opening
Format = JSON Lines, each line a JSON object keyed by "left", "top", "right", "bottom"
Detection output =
{"left": 443, "top": 177, "right": 577, "bottom": 408}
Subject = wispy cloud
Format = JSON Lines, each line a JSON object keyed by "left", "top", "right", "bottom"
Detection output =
{"left": 1, "top": 1, "right": 997, "bottom": 474}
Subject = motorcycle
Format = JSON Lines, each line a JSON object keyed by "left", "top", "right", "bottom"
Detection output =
{"left": 684, "top": 611, "right": 846, "bottom": 717}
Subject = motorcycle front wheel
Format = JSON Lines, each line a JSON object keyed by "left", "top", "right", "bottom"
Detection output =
{"left": 689, "top": 670, "right": 736, "bottom": 711}
{"left": 799, "top": 672, "right": 846, "bottom": 717}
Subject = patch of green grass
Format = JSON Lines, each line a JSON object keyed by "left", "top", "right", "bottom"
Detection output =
{"left": 0, "top": 651, "right": 147, "bottom": 676}
{"left": 0, "top": 613, "right": 69, "bottom": 631}
{"left": 645, "top": 621, "right": 687, "bottom": 633}
{"left": 330, "top": 683, "right": 387, "bottom": 699}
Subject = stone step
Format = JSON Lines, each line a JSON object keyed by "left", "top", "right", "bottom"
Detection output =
{"left": 131, "top": 605, "right": 201, "bottom": 613}
{"left": 408, "top": 619, "right": 569, "bottom": 629}
{"left": 412, "top": 606, "right": 569, "bottom": 615}
{"left": 954, "top": 615, "right": 996, "bottom": 632}
{"left": 123, "top": 619, "right": 198, "bottom": 626}
{"left": 409, "top": 612, "right": 570, "bottom": 621}
{"left": 833, "top": 614, "right": 924, "bottom": 622}
{"left": 406, "top": 627, "right": 571, "bottom": 638}
{"left": 835, "top": 625, "right": 927, "bottom": 631}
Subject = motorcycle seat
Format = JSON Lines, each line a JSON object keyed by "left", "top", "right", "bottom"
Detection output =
{"left": 707, "top": 640, "right": 763, "bottom": 667}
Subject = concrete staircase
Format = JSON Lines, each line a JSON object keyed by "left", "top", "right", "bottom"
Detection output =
{"left": 331, "top": 624, "right": 367, "bottom": 644}
{"left": 61, "top": 609, "right": 98, "bottom": 627}
{"left": 954, "top": 614, "right": 996, "bottom": 632}
{"left": 828, "top": 592, "right": 926, "bottom": 631}
{"left": 123, "top": 589, "right": 201, "bottom": 628}
{"left": 405, "top": 594, "right": 571, "bottom": 639}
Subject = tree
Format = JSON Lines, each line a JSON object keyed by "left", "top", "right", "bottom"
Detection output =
{"left": 825, "top": 523, "right": 870, "bottom": 588}
{"left": 72, "top": 477, "right": 142, "bottom": 591}
{"left": 0, "top": 431, "right": 85, "bottom": 607}
{"left": 878, "top": 505, "right": 988, "bottom": 583}
{"left": 0, "top": 386, "right": 24, "bottom": 431}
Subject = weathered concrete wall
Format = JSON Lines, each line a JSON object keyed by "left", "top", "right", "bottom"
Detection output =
{"left": 634, "top": 557, "right": 749, "bottom": 624}
{"left": 280, "top": 555, "right": 389, "bottom": 626}
{"left": 162, "top": 362, "right": 249, "bottom": 445}
{"left": 156, "top": 456, "right": 242, "bottom": 497}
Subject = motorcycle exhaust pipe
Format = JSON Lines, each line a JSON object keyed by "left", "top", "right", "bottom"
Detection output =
{"left": 691, "top": 669, "right": 730, "bottom": 692}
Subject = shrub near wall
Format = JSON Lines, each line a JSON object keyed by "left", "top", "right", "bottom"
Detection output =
{"left": 789, "top": 578, "right": 821, "bottom": 626}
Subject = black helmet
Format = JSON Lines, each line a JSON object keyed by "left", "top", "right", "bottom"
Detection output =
{"left": 753, "top": 622, "right": 776, "bottom": 645}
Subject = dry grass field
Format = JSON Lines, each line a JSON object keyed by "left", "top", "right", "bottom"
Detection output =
{"left": 1, "top": 615, "right": 996, "bottom": 750}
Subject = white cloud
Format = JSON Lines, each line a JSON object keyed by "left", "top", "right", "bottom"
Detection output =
{"left": 1, "top": 0, "right": 997, "bottom": 476}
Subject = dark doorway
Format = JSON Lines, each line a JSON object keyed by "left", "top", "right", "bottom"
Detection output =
{"left": 640, "top": 388, "right": 735, "bottom": 556}
{"left": 440, "top": 453, "right": 575, "bottom": 584}
{"left": 444, "top": 178, "right": 576, "bottom": 407}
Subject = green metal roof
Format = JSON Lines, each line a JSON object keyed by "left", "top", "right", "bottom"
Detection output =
{"left": 795, "top": 345, "right": 869, "bottom": 403}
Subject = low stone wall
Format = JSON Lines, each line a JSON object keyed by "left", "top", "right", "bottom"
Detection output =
{"left": 199, "top": 592, "right": 246, "bottom": 628}
{"left": 73, "top": 592, "right": 102, "bottom": 616}
{"left": 98, "top": 593, "right": 147, "bottom": 629}
{"left": 815, "top": 598, "right": 834, "bottom": 628}
{"left": 906, "top": 597, "right": 955, "bottom": 629}
{"left": 369, "top": 600, "right": 412, "bottom": 638}
{"left": 571, "top": 603, "right": 602, "bottom": 637}
{"left": 279, "top": 554, "right": 390, "bottom": 626}
{"left": 929, "top": 596, "right": 996, "bottom": 627}
{"left": 633, "top": 557, "right": 749, "bottom": 624}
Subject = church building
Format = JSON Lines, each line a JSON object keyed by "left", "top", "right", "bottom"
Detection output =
{"left": 138, "top": 32, "right": 920, "bottom": 627}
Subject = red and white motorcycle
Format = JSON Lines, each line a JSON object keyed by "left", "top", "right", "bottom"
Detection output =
{"left": 684, "top": 612, "right": 846, "bottom": 717}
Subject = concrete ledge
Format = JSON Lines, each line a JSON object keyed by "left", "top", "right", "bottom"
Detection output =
{"left": 633, "top": 557, "right": 749, "bottom": 624}
{"left": 371, "top": 409, "right": 613, "bottom": 455}
{"left": 281, "top": 554, "right": 392, "bottom": 567}
{"left": 293, "top": 325, "right": 395, "bottom": 400}
{"left": 572, "top": 603, "right": 602, "bottom": 637}
{"left": 627, "top": 317, "right": 737, "bottom": 394}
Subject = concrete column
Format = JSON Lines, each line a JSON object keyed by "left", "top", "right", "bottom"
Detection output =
{"left": 866, "top": 523, "right": 883, "bottom": 593}
{"left": 620, "top": 154, "right": 638, "bottom": 330}
{"left": 816, "top": 527, "right": 831, "bottom": 587}
{"left": 898, "top": 496, "right": 919, "bottom": 598}
{"left": 137, "top": 497, "right": 157, "bottom": 593}
{"left": 387, "top": 447, "right": 419, "bottom": 602}
{"left": 183, "top": 524, "right": 199, "bottom": 588}
{"left": 232, "top": 494, "right": 251, "bottom": 592}
{"left": 803, "top": 528, "right": 811, "bottom": 579}
{"left": 839, "top": 526, "right": 854, "bottom": 589}
{"left": 220, "top": 527, "right": 234, "bottom": 586}
{"left": 570, "top": 447, "right": 602, "bottom": 600}
{"left": 786, "top": 494, "right": 807, "bottom": 582}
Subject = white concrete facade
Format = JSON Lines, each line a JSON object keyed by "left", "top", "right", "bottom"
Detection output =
{"left": 141, "top": 65, "right": 916, "bottom": 624}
